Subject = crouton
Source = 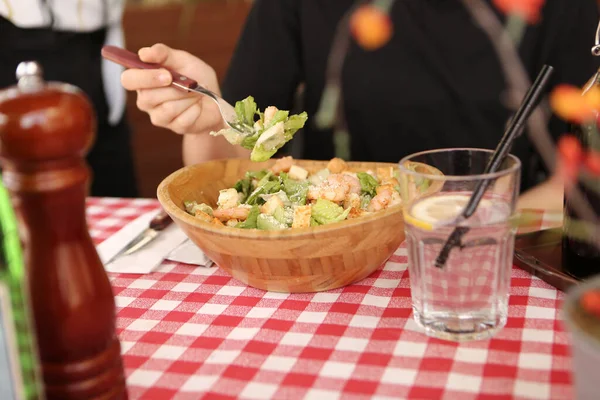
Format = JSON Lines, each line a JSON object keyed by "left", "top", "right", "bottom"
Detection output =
{"left": 217, "top": 188, "right": 239, "bottom": 209}
{"left": 292, "top": 205, "right": 312, "bottom": 228}
{"left": 288, "top": 165, "right": 309, "bottom": 180}
{"left": 271, "top": 156, "right": 294, "bottom": 174}
{"left": 344, "top": 193, "right": 361, "bottom": 210}
{"left": 260, "top": 195, "right": 285, "bottom": 215}
{"left": 194, "top": 210, "right": 213, "bottom": 223}
{"left": 376, "top": 167, "right": 395, "bottom": 183}
{"left": 348, "top": 207, "right": 365, "bottom": 219}
{"left": 226, "top": 219, "right": 239, "bottom": 227}
{"left": 212, "top": 217, "right": 224, "bottom": 226}
{"left": 376, "top": 184, "right": 396, "bottom": 195}
{"left": 327, "top": 157, "right": 348, "bottom": 174}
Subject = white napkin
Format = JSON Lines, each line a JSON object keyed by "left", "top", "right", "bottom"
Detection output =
{"left": 166, "top": 239, "right": 214, "bottom": 268}
{"left": 96, "top": 210, "right": 213, "bottom": 273}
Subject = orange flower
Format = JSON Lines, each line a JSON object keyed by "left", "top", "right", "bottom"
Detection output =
{"left": 556, "top": 134, "right": 583, "bottom": 184}
{"left": 493, "top": 0, "right": 545, "bottom": 23}
{"left": 584, "top": 151, "right": 600, "bottom": 177}
{"left": 550, "top": 84, "right": 600, "bottom": 123}
{"left": 350, "top": 5, "right": 393, "bottom": 51}
{"left": 581, "top": 290, "right": 600, "bottom": 319}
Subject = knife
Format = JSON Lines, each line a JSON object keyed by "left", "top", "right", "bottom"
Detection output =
{"left": 104, "top": 210, "right": 173, "bottom": 264}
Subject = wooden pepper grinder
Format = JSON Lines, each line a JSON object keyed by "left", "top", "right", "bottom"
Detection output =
{"left": 0, "top": 62, "right": 127, "bottom": 399}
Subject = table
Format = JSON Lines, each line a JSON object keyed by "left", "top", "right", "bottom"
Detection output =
{"left": 88, "top": 197, "right": 569, "bottom": 400}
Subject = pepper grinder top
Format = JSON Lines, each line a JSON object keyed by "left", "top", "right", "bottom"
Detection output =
{"left": 0, "top": 61, "right": 95, "bottom": 170}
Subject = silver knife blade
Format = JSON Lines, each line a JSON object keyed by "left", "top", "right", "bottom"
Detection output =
{"left": 104, "top": 210, "right": 173, "bottom": 265}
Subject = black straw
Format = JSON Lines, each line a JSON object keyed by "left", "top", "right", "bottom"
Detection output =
{"left": 434, "top": 65, "right": 555, "bottom": 269}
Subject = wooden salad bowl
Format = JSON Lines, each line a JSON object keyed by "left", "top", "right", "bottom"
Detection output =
{"left": 157, "top": 158, "right": 443, "bottom": 293}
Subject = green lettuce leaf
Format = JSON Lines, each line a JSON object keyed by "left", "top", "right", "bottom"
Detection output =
{"left": 246, "top": 180, "right": 281, "bottom": 205}
{"left": 241, "top": 132, "right": 261, "bottom": 150}
{"left": 260, "top": 190, "right": 291, "bottom": 206}
{"left": 284, "top": 113, "right": 308, "bottom": 132}
{"left": 280, "top": 172, "right": 309, "bottom": 205}
{"left": 236, "top": 205, "right": 260, "bottom": 229}
{"left": 357, "top": 172, "right": 379, "bottom": 197}
{"left": 246, "top": 170, "right": 268, "bottom": 180}
{"left": 209, "top": 128, "right": 245, "bottom": 146}
{"left": 234, "top": 178, "right": 251, "bottom": 202}
{"left": 251, "top": 146, "right": 279, "bottom": 162}
{"left": 256, "top": 171, "right": 274, "bottom": 187}
{"left": 417, "top": 178, "right": 430, "bottom": 192}
{"left": 311, "top": 199, "right": 351, "bottom": 225}
{"left": 359, "top": 194, "right": 372, "bottom": 210}
{"left": 264, "top": 110, "right": 289, "bottom": 130}
{"left": 234, "top": 96, "right": 258, "bottom": 126}
{"left": 272, "top": 206, "right": 293, "bottom": 227}
{"left": 308, "top": 168, "right": 330, "bottom": 186}
{"left": 184, "top": 201, "right": 213, "bottom": 216}
{"left": 213, "top": 97, "right": 308, "bottom": 161}
{"left": 256, "top": 214, "right": 287, "bottom": 230}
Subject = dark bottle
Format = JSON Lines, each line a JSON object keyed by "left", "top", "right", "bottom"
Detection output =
{"left": 0, "top": 62, "right": 127, "bottom": 399}
{"left": 562, "top": 69, "right": 600, "bottom": 279}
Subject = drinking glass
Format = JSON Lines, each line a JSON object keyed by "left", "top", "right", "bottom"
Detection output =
{"left": 398, "top": 148, "right": 521, "bottom": 341}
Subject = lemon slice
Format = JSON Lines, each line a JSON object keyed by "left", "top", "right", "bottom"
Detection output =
{"left": 405, "top": 194, "right": 492, "bottom": 231}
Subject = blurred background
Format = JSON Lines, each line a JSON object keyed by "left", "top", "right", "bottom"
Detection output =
{"left": 124, "top": 0, "right": 252, "bottom": 198}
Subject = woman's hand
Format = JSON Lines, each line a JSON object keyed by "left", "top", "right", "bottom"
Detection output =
{"left": 120, "top": 43, "right": 224, "bottom": 135}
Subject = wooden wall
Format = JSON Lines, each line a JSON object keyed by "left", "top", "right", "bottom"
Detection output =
{"left": 122, "top": 0, "right": 252, "bottom": 198}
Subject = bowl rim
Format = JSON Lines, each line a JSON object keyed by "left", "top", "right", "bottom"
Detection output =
{"left": 157, "top": 158, "right": 409, "bottom": 239}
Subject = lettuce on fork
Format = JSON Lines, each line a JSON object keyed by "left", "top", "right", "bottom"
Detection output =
{"left": 210, "top": 96, "right": 308, "bottom": 162}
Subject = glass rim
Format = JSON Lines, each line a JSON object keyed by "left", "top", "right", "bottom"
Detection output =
{"left": 398, "top": 147, "right": 522, "bottom": 182}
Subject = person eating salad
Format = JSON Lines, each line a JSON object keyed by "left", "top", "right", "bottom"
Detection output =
{"left": 120, "top": 0, "right": 599, "bottom": 211}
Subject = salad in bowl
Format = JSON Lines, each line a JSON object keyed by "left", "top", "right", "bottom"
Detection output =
{"left": 184, "top": 156, "right": 412, "bottom": 230}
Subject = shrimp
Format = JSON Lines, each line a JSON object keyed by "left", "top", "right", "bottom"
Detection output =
{"left": 263, "top": 106, "right": 278, "bottom": 126}
{"left": 213, "top": 206, "right": 251, "bottom": 221}
{"left": 307, "top": 184, "right": 346, "bottom": 202}
{"left": 270, "top": 156, "right": 293, "bottom": 174}
{"left": 368, "top": 185, "right": 401, "bottom": 212}
{"left": 326, "top": 174, "right": 348, "bottom": 190}
{"left": 341, "top": 174, "right": 361, "bottom": 195}
{"left": 368, "top": 186, "right": 394, "bottom": 212}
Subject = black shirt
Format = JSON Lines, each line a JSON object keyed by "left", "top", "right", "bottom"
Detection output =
{"left": 222, "top": 0, "right": 600, "bottom": 191}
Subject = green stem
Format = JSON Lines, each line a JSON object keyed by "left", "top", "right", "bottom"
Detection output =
{"left": 564, "top": 216, "right": 600, "bottom": 246}
{"left": 505, "top": 14, "right": 526, "bottom": 47}
{"left": 315, "top": 84, "right": 341, "bottom": 130}
{"left": 373, "top": 0, "right": 395, "bottom": 13}
{"left": 333, "top": 129, "right": 351, "bottom": 160}
{"left": 583, "top": 120, "right": 600, "bottom": 152}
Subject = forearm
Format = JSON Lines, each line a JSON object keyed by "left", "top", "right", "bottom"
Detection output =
{"left": 517, "top": 174, "right": 564, "bottom": 211}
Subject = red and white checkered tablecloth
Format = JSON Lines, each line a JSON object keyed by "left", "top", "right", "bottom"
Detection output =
{"left": 87, "top": 197, "right": 569, "bottom": 400}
